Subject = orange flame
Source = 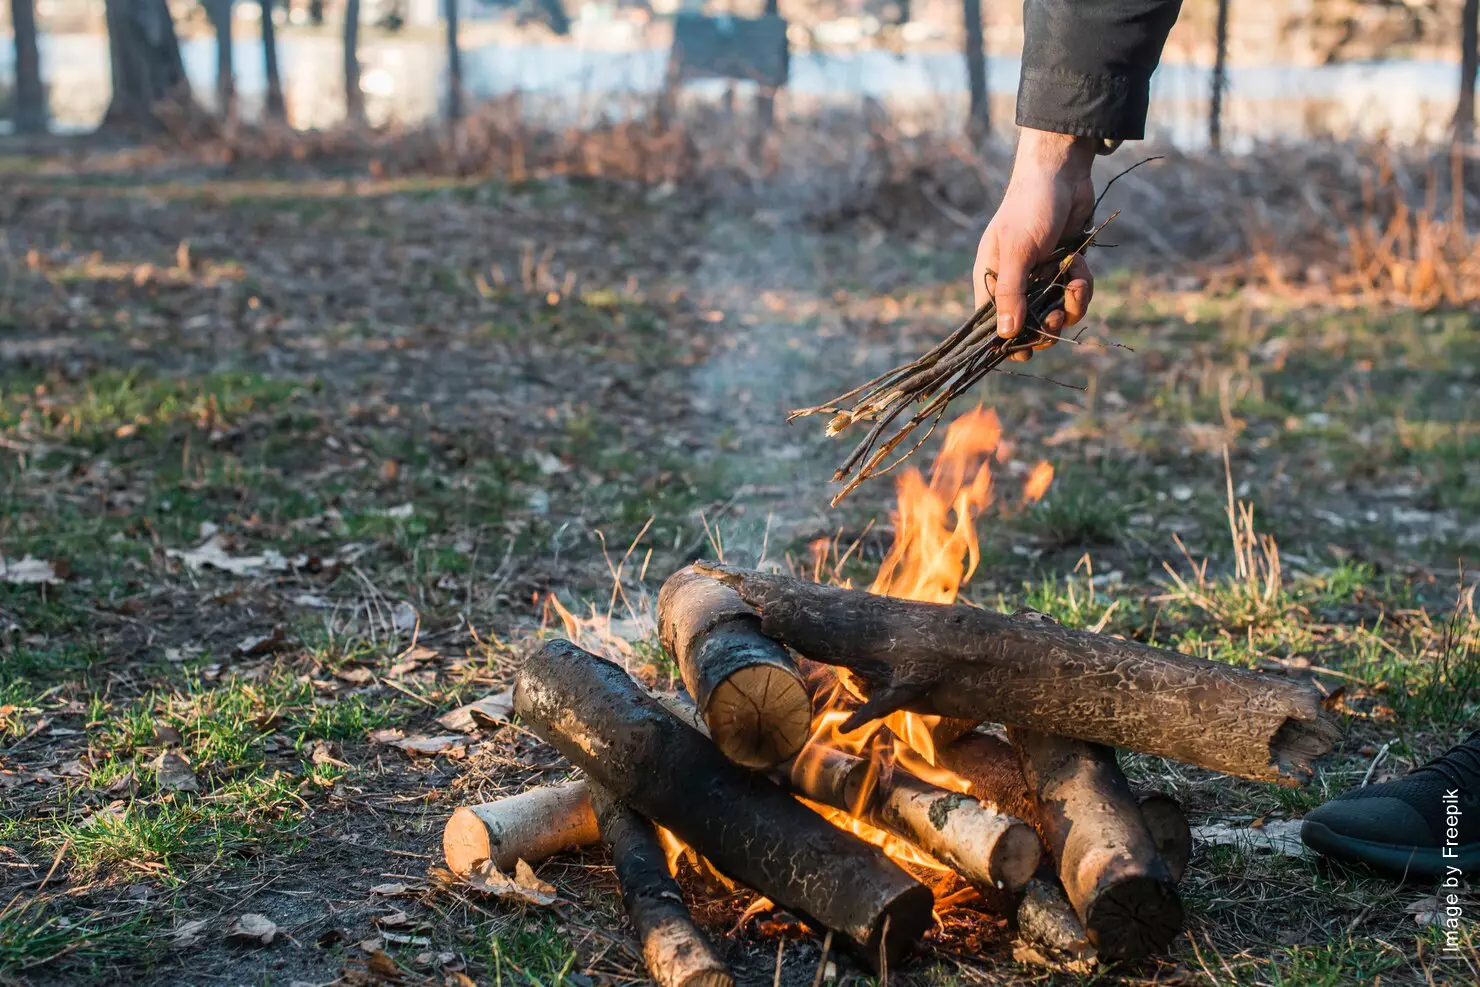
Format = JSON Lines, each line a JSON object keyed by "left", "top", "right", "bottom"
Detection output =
{"left": 655, "top": 409, "right": 1055, "bottom": 907}
{"left": 799, "top": 408, "right": 1054, "bottom": 885}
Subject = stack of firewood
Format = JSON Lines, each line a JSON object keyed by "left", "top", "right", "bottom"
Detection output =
{"left": 443, "top": 563, "right": 1339, "bottom": 985}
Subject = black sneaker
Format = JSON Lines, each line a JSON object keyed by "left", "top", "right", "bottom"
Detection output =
{"left": 1301, "top": 731, "right": 1480, "bottom": 880}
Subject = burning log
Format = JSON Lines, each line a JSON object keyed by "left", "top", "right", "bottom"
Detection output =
{"left": 658, "top": 566, "right": 812, "bottom": 769}
{"left": 589, "top": 785, "right": 735, "bottom": 987}
{"left": 938, "top": 731, "right": 1192, "bottom": 961}
{"left": 1010, "top": 728, "right": 1183, "bottom": 961}
{"left": 937, "top": 733, "right": 1192, "bottom": 883}
{"left": 799, "top": 658, "right": 976, "bottom": 753}
{"left": 514, "top": 639, "right": 935, "bottom": 965}
{"left": 694, "top": 563, "right": 1338, "bottom": 786}
{"left": 443, "top": 781, "right": 599, "bottom": 875}
{"left": 785, "top": 745, "right": 1041, "bottom": 892}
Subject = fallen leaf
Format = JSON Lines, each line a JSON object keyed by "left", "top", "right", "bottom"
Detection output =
{"left": 80, "top": 801, "right": 128, "bottom": 830}
{"left": 171, "top": 918, "right": 209, "bottom": 946}
{"left": 155, "top": 723, "right": 184, "bottom": 746}
{"left": 153, "top": 752, "right": 201, "bottom": 793}
{"left": 392, "top": 735, "right": 466, "bottom": 757}
{"left": 1190, "top": 818, "right": 1308, "bottom": 858}
{"left": 391, "top": 601, "right": 418, "bottom": 632}
{"left": 436, "top": 689, "right": 514, "bottom": 733}
{"left": 227, "top": 913, "right": 277, "bottom": 945}
{"left": 0, "top": 556, "right": 62, "bottom": 585}
{"left": 167, "top": 534, "right": 289, "bottom": 577}
{"left": 380, "top": 503, "right": 415, "bottom": 519}
{"left": 365, "top": 949, "right": 403, "bottom": 979}
{"left": 369, "top": 882, "right": 413, "bottom": 896}
{"left": 336, "top": 667, "right": 375, "bottom": 685}
{"left": 293, "top": 593, "right": 333, "bottom": 609}
{"left": 368, "top": 729, "right": 404, "bottom": 745}
{"left": 310, "top": 740, "right": 348, "bottom": 767}
{"left": 464, "top": 859, "right": 559, "bottom": 907}
{"left": 412, "top": 950, "right": 458, "bottom": 967}
{"left": 1407, "top": 895, "right": 1441, "bottom": 926}
{"left": 103, "top": 771, "right": 137, "bottom": 796}
{"left": 379, "top": 931, "right": 431, "bottom": 945}
{"left": 374, "top": 910, "right": 409, "bottom": 927}
{"left": 236, "top": 627, "right": 287, "bottom": 657}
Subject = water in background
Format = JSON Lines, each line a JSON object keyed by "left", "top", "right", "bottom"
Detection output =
{"left": 0, "top": 31, "right": 1463, "bottom": 149}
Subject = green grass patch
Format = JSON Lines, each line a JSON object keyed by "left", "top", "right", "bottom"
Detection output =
{"left": 477, "top": 915, "right": 579, "bottom": 986}
{"left": 0, "top": 899, "right": 156, "bottom": 978}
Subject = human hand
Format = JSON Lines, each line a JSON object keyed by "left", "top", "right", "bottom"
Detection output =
{"left": 972, "top": 129, "right": 1097, "bottom": 362}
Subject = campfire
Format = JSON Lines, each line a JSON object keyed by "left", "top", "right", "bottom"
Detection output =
{"left": 442, "top": 410, "right": 1339, "bottom": 984}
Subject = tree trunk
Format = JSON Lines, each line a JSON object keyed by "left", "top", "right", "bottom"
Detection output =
{"left": 1460, "top": 0, "right": 1479, "bottom": 140}
{"left": 589, "top": 786, "right": 736, "bottom": 987}
{"left": 309, "top": 0, "right": 323, "bottom": 25}
{"left": 444, "top": 0, "right": 462, "bottom": 122}
{"left": 659, "top": 567, "right": 811, "bottom": 769}
{"left": 100, "top": 0, "right": 194, "bottom": 133}
{"left": 9, "top": 0, "right": 45, "bottom": 134}
{"left": 1209, "top": 0, "right": 1230, "bottom": 150}
{"left": 514, "top": 640, "right": 935, "bottom": 967}
{"left": 206, "top": 0, "right": 236, "bottom": 125}
{"left": 260, "top": 0, "right": 286, "bottom": 122}
{"left": 961, "top": 0, "right": 987, "bottom": 137}
{"left": 695, "top": 564, "right": 1338, "bottom": 786}
{"left": 344, "top": 0, "right": 365, "bottom": 126}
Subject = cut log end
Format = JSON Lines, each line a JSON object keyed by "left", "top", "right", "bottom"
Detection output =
{"left": 1081, "top": 873, "right": 1184, "bottom": 961}
{"left": 992, "top": 821, "right": 1045, "bottom": 892}
{"left": 660, "top": 566, "right": 810, "bottom": 768}
{"left": 444, "top": 806, "right": 496, "bottom": 876}
{"left": 1271, "top": 714, "right": 1344, "bottom": 786}
{"left": 705, "top": 664, "right": 812, "bottom": 770}
{"left": 442, "top": 782, "right": 599, "bottom": 876}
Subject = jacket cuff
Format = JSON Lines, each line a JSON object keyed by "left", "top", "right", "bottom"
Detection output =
{"left": 1015, "top": 67, "right": 1152, "bottom": 142}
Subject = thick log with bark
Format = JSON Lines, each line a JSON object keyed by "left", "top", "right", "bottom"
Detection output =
{"left": 694, "top": 563, "right": 1337, "bottom": 785}
{"left": 443, "top": 781, "right": 599, "bottom": 875}
{"left": 659, "top": 567, "right": 811, "bottom": 769}
{"left": 1010, "top": 728, "right": 1182, "bottom": 961}
{"left": 786, "top": 745, "right": 1040, "bottom": 892}
{"left": 937, "top": 732, "right": 1192, "bottom": 883}
{"left": 515, "top": 640, "right": 934, "bottom": 965}
{"left": 589, "top": 785, "right": 734, "bottom": 987}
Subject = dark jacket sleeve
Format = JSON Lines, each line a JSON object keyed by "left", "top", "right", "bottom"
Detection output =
{"left": 1015, "top": 0, "right": 1183, "bottom": 141}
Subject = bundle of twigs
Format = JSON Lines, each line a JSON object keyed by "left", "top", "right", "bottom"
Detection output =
{"left": 790, "top": 214, "right": 1116, "bottom": 507}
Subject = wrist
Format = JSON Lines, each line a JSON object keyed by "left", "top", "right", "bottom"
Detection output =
{"left": 1015, "top": 129, "right": 1096, "bottom": 179}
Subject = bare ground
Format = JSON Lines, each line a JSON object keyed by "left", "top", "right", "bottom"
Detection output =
{"left": 1, "top": 146, "right": 1478, "bottom": 986}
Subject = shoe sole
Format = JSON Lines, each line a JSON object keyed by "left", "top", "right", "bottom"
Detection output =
{"left": 1301, "top": 820, "right": 1480, "bottom": 880}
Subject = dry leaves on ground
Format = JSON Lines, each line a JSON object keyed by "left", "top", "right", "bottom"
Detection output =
{"left": 227, "top": 913, "right": 278, "bottom": 945}
{"left": 463, "top": 859, "right": 559, "bottom": 907}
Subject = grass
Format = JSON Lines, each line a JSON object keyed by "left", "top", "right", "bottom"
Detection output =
{"left": 2, "top": 148, "right": 1478, "bottom": 986}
